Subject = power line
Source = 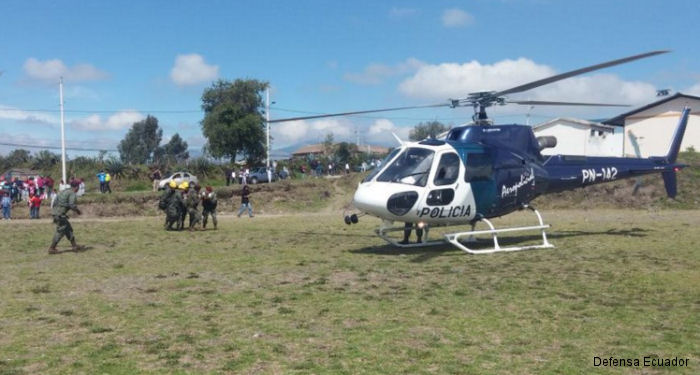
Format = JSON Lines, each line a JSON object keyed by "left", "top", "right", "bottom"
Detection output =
{"left": 0, "top": 107, "right": 202, "bottom": 114}
{"left": 0, "top": 141, "right": 117, "bottom": 152}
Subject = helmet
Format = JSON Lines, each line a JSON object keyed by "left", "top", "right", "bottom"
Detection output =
{"left": 178, "top": 181, "right": 189, "bottom": 190}
{"left": 168, "top": 180, "right": 177, "bottom": 189}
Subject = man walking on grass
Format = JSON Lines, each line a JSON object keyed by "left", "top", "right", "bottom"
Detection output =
{"left": 48, "top": 181, "right": 84, "bottom": 254}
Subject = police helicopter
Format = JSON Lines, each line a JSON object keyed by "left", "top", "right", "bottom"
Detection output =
{"left": 270, "top": 50, "right": 690, "bottom": 254}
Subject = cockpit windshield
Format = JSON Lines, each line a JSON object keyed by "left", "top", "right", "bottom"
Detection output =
{"left": 376, "top": 147, "right": 435, "bottom": 186}
{"left": 362, "top": 147, "right": 401, "bottom": 183}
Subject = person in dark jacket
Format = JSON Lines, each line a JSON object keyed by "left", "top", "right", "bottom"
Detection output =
{"left": 237, "top": 184, "right": 253, "bottom": 218}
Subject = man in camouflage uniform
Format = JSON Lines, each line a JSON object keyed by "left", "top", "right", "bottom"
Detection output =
{"left": 201, "top": 186, "right": 218, "bottom": 230}
{"left": 48, "top": 181, "right": 83, "bottom": 254}
{"left": 159, "top": 181, "right": 181, "bottom": 231}
{"left": 185, "top": 184, "right": 203, "bottom": 230}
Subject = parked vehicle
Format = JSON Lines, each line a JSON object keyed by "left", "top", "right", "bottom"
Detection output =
{"left": 158, "top": 172, "right": 198, "bottom": 190}
{"left": 248, "top": 167, "right": 277, "bottom": 184}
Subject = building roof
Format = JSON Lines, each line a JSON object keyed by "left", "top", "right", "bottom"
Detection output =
{"left": 603, "top": 92, "right": 700, "bottom": 126}
{"left": 292, "top": 144, "right": 325, "bottom": 156}
{"left": 2, "top": 168, "right": 40, "bottom": 180}
{"left": 533, "top": 117, "right": 616, "bottom": 132}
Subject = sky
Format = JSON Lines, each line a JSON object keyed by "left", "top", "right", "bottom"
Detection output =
{"left": 1, "top": 0, "right": 699, "bottom": 157}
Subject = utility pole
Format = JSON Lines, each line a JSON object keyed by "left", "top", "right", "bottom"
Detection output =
{"left": 265, "top": 88, "right": 273, "bottom": 183}
{"left": 59, "top": 77, "right": 67, "bottom": 187}
{"left": 266, "top": 88, "right": 270, "bottom": 169}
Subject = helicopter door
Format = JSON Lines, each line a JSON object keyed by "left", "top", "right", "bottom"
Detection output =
{"left": 425, "top": 152, "right": 470, "bottom": 222}
{"left": 464, "top": 152, "right": 497, "bottom": 217}
{"left": 493, "top": 151, "right": 533, "bottom": 211}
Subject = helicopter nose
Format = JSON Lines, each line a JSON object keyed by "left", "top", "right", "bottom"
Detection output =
{"left": 352, "top": 183, "right": 385, "bottom": 216}
{"left": 353, "top": 182, "right": 418, "bottom": 218}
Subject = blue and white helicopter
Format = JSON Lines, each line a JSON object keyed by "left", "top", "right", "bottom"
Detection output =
{"left": 271, "top": 51, "right": 690, "bottom": 254}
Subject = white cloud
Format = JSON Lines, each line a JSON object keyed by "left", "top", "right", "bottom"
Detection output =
{"left": 344, "top": 58, "right": 426, "bottom": 85}
{"left": 23, "top": 58, "right": 109, "bottom": 82}
{"left": 686, "top": 82, "right": 700, "bottom": 96}
{"left": 368, "top": 119, "right": 411, "bottom": 144}
{"left": 70, "top": 111, "right": 145, "bottom": 131}
{"left": 442, "top": 9, "right": 474, "bottom": 28}
{"left": 273, "top": 118, "right": 353, "bottom": 146}
{"left": 0, "top": 105, "right": 57, "bottom": 126}
{"left": 399, "top": 58, "right": 659, "bottom": 110}
{"left": 170, "top": 54, "right": 219, "bottom": 86}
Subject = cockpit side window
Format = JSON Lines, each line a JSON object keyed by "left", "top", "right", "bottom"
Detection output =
{"left": 465, "top": 153, "right": 492, "bottom": 182}
{"left": 433, "top": 152, "right": 460, "bottom": 186}
{"left": 377, "top": 148, "right": 435, "bottom": 187}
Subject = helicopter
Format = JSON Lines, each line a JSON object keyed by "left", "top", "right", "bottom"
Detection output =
{"left": 270, "top": 50, "right": 690, "bottom": 254}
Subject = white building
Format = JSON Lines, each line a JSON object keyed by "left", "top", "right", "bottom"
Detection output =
{"left": 604, "top": 93, "right": 700, "bottom": 157}
{"left": 532, "top": 118, "right": 623, "bottom": 156}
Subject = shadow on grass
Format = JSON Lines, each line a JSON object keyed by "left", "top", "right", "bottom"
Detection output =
{"left": 349, "top": 227, "right": 651, "bottom": 262}
{"left": 297, "top": 231, "right": 377, "bottom": 239}
{"left": 49, "top": 245, "right": 95, "bottom": 255}
{"left": 350, "top": 243, "right": 460, "bottom": 263}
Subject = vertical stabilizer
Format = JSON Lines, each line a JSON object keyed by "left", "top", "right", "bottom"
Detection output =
{"left": 666, "top": 107, "right": 690, "bottom": 163}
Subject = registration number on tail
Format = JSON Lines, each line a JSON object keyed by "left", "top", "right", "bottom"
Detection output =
{"left": 581, "top": 167, "right": 617, "bottom": 183}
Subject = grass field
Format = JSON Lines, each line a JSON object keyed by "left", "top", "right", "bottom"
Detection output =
{"left": 1, "top": 210, "right": 698, "bottom": 374}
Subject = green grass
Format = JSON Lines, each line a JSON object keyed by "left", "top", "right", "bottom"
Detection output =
{"left": 1, "top": 210, "right": 698, "bottom": 374}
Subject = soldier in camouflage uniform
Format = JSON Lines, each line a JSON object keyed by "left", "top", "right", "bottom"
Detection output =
{"left": 186, "top": 184, "right": 203, "bottom": 230}
{"left": 48, "top": 181, "right": 83, "bottom": 254}
{"left": 159, "top": 181, "right": 181, "bottom": 231}
{"left": 201, "top": 186, "right": 218, "bottom": 229}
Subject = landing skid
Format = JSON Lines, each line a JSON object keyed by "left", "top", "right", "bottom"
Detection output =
{"left": 445, "top": 206, "right": 553, "bottom": 254}
{"left": 376, "top": 222, "right": 445, "bottom": 248}
{"left": 376, "top": 206, "right": 554, "bottom": 254}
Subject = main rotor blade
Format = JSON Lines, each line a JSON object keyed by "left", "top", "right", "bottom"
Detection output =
{"left": 506, "top": 100, "right": 630, "bottom": 107}
{"left": 268, "top": 103, "right": 451, "bottom": 123}
{"left": 493, "top": 50, "right": 670, "bottom": 97}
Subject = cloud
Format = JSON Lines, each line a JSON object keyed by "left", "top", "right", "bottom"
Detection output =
{"left": 273, "top": 118, "right": 353, "bottom": 146}
{"left": 344, "top": 58, "right": 426, "bottom": 85}
{"left": 442, "top": 9, "right": 474, "bottom": 28}
{"left": 686, "top": 82, "right": 700, "bottom": 96}
{"left": 0, "top": 105, "right": 57, "bottom": 126}
{"left": 170, "top": 54, "right": 219, "bottom": 86}
{"left": 399, "top": 57, "right": 658, "bottom": 109}
{"left": 368, "top": 119, "right": 411, "bottom": 144}
{"left": 23, "top": 58, "right": 109, "bottom": 83}
{"left": 389, "top": 7, "right": 418, "bottom": 19}
{"left": 70, "top": 111, "right": 145, "bottom": 131}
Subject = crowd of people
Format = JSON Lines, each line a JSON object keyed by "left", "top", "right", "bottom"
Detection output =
{"left": 0, "top": 175, "right": 56, "bottom": 220}
{"left": 158, "top": 181, "right": 256, "bottom": 231}
{"left": 159, "top": 181, "right": 222, "bottom": 231}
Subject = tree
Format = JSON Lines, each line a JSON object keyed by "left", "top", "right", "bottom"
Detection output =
{"left": 323, "top": 133, "right": 334, "bottom": 155}
{"left": 6, "top": 149, "right": 31, "bottom": 166}
{"left": 409, "top": 121, "right": 450, "bottom": 141}
{"left": 200, "top": 79, "right": 268, "bottom": 163}
{"left": 334, "top": 142, "right": 356, "bottom": 164}
{"left": 32, "top": 150, "right": 60, "bottom": 170}
{"left": 118, "top": 115, "right": 163, "bottom": 164}
{"left": 155, "top": 133, "right": 189, "bottom": 164}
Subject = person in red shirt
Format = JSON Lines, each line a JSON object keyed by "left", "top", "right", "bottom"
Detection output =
{"left": 28, "top": 192, "right": 42, "bottom": 219}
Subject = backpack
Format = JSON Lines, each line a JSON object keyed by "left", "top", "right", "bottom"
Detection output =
{"left": 158, "top": 190, "right": 172, "bottom": 210}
